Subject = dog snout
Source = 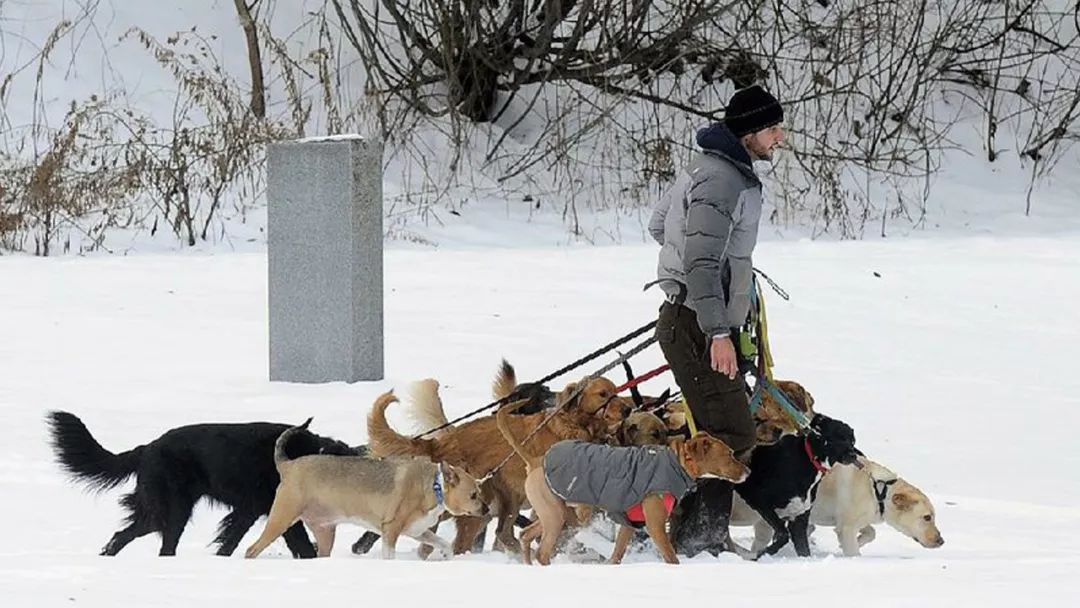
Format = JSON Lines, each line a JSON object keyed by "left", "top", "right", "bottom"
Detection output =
{"left": 932, "top": 535, "right": 944, "bottom": 547}
{"left": 621, "top": 405, "right": 632, "bottom": 418}
{"left": 839, "top": 448, "right": 860, "bottom": 465}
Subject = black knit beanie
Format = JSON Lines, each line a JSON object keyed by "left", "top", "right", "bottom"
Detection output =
{"left": 724, "top": 85, "right": 784, "bottom": 137}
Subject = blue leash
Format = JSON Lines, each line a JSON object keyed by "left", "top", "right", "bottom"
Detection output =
{"left": 748, "top": 375, "right": 812, "bottom": 430}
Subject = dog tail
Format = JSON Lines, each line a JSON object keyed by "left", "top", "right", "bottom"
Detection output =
{"left": 405, "top": 379, "right": 450, "bottom": 438}
{"left": 495, "top": 397, "right": 542, "bottom": 469}
{"left": 274, "top": 418, "right": 313, "bottom": 469}
{"left": 366, "top": 389, "right": 437, "bottom": 459}
{"left": 492, "top": 358, "right": 518, "bottom": 400}
{"left": 46, "top": 411, "right": 145, "bottom": 492}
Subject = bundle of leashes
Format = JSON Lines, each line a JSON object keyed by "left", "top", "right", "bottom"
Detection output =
{"left": 675, "top": 267, "right": 812, "bottom": 434}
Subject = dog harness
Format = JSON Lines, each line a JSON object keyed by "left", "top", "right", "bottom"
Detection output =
{"left": 873, "top": 477, "right": 898, "bottom": 516}
{"left": 543, "top": 440, "right": 694, "bottom": 527}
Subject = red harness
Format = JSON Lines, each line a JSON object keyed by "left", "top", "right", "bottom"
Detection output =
{"left": 625, "top": 492, "right": 677, "bottom": 525}
{"left": 804, "top": 437, "right": 828, "bottom": 474}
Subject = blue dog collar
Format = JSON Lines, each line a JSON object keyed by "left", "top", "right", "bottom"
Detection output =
{"left": 433, "top": 468, "right": 445, "bottom": 506}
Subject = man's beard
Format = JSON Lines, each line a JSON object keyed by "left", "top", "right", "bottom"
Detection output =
{"left": 747, "top": 137, "right": 775, "bottom": 161}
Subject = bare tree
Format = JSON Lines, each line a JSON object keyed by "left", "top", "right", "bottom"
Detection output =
{"left": 331, "top": 1, "right": 742, "bottom": 126}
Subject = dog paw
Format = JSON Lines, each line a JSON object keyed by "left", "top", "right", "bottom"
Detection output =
{"left": 428, "top": 547, "right": 451, "bottom": 561}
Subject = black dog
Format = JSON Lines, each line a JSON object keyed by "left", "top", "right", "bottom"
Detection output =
{"left": 735, "top": 413, "right": 859, "bottom": 557}
{"left": 46, "top": 411, "right": 358, "bottom": 557}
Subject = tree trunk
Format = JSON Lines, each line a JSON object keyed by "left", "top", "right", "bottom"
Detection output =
{"left": 233, "top": 0, "right": 266, "bottom": 119}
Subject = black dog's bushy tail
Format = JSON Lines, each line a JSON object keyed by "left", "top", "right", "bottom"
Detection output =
{"left": 274, "top": 417, "right": 313, "bottom": 470}
{"left": 45, "top": 411, "right": 145, "bottom": 492}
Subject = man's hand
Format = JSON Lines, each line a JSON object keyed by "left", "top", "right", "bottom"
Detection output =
{"left": 710, "top": 335, "right": 738, "bottom": 379}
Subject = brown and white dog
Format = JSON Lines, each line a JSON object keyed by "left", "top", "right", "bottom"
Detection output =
{"left": 244, "top": 406, "right": 486, "bottom": 560}
{"left": 496, "top": 401, "right": 749, "bottom": 565}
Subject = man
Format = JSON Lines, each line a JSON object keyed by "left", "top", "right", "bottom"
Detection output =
{"left": 647, "top": 84, "right": 786, "bottom": 557}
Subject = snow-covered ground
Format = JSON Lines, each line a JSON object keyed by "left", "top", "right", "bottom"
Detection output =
{"left": 2, "top": 237, "right": 1078, "bottom": 606}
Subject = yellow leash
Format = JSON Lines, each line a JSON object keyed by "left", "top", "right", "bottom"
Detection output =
{"left": 680, "top": 276, "right": 777, "bottom": 435}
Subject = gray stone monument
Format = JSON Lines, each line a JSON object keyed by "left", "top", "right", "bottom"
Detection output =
{"left": 267, "top": 135, "right": 383, "bottom": 383}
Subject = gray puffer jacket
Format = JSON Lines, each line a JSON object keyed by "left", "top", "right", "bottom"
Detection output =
{"left": 648, "top": 123, "right": 763, "bottom": 338}
{"left": 542, "top": 440, "right": 694, "bottom": 527}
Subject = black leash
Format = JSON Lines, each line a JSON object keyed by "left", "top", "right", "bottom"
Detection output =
{"left": 753, "top": 266, "right": 790, "bottom": 301}
{"left": 412, "top": 320, "right": 658, "bottom": 439}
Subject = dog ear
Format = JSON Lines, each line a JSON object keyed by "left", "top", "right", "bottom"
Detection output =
{"left": 685, "top": 435, "right": 709, "bottom": 461}
{"left": 892, "top": 491, "right": 916, "bottom": 512}
{"left": 698, "top": 436, "right": 711, "bottom": 455}
{"left": 557, "top": 381, "right": 582, "bottom": 410}
{"left": 794, "top": 384, "right": 814, "bottom": 412}
{"left": 440, "top": 462, "right": 460, "bottom": 486}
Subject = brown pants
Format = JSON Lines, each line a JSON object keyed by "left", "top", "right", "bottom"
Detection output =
{"left": 656, "top": 301, "right": 755, "bottom": 456}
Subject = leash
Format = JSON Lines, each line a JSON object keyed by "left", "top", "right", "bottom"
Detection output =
{"left": 676, "top": 268, "right": 814, "bottom": 438}
{"left": 412, "top": 320, "right": 658, "bottom": 439}
{"left": 753, "top": 266, "right": 790, "bottom": 301}
{"left": 613, "top": 363, "right": 670, "bottom": 394}
{"left": 742, "top": 271, "right": 814, "bottom": 431}
{"left": 475, "top": 335, "right": 658, "bottom": 485}
{"left": 748, "top": 374, "right": 813, "bottom": 429}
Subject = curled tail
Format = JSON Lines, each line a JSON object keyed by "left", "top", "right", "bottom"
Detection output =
{"left": 405, "top": 379, "right": 450, "bottom": 438}
{"left": 274, "top": 417, "right": 313, "bottom": 470}
{"left": 492, "top": 359, "right": 554, "bottom": 414}
{"left": 46, "top": 411, "right": 145, "bottom": 492}
{"left": 495, "top": 398, "right": 542, "bottom": 470}
{"left": 366, "top": 389, "right": 437, "bottom": 459}
{"left": 492, "top": 359, "right": 518, "bottom": 400}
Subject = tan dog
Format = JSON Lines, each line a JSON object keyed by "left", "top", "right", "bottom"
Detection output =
{"left": 244, "top": 406, "right": 486, "bottom": 560}
{"left": 753, "top": 379, "right": 816, "bottom": 445}
{"left": 616, "top": 410, "right": 670, "bottom": 447}
{"left": 499, "top": 409, "right": 673, "bottom": 563}
{"left": 731, "top": 457, "right": 944, "bottom": 556}
{"left": 496, "top": 402, "right": 749, "bottom": 565}
{"left": 533, "top": 409, "right": 673, "bottom": 559}
{"left": 366, "top": 379, "right": 611, "bottom": 554}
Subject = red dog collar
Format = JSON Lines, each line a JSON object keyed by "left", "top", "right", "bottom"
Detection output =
{"left": 804, "top": 437, "right": 828, "bottom": 474}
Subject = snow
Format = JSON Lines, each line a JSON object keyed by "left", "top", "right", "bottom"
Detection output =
{"left": 2, "top": 1, "right": 1079, "bottom": 605}
{"left": 296, "top": 134, "right": 368, "bottom": 143}
{"left": 2, "top": 237, "right": 1079, "bottom": 606}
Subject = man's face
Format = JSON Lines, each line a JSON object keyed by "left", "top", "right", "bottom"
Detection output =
{"left": 743, "top": 125, "right": 786, "bottom": 161}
